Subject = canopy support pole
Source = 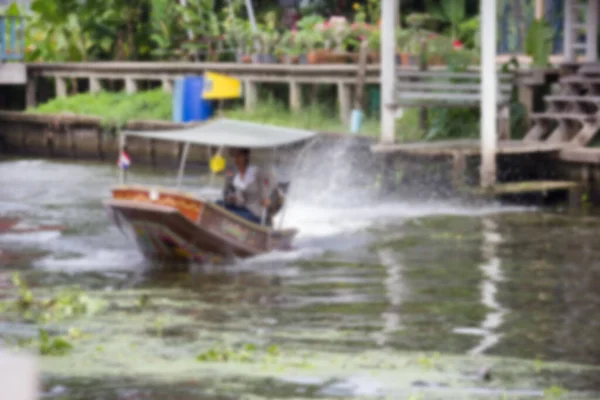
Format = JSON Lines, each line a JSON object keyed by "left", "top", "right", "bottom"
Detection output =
{"left": 177, "top": 142, "right": 191, "bottom": 188}
{"left": 119, "top": 132, "right": 126, "bottom": 185}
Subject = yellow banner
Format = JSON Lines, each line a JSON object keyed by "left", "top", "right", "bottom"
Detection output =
{"left": 202, "top": 71, "right": 242, "bottom": 99}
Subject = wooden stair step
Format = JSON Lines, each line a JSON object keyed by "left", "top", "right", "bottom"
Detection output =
{"left": 544, "top": 95, "right": 600, "bottom": 103}
{"left": 577, "top": 63, "right": 600, "bottom": 75}
{"left": 530, "top": 112, "right": 596, "bottom": 122}
{"left": 561, "top": 76, "right": 600, "bottom": 84}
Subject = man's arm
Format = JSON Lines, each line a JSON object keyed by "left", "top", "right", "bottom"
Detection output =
{"left": 258, "top": 168, "right": 276, "bottom": 207}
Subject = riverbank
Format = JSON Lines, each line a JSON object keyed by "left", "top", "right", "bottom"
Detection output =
{"left": 0, "top": 108, "right": 376, "bottom": 178}
{"left": 6, "top": 89, "right": 600, "bottom": 207}
{"left": 27, "top": 90, "right": 383, "bottom": 137}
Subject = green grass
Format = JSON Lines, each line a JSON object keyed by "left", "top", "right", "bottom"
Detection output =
{"left": 28, "top": 90, "right": 173, "bottom": 128}
{"left": 223, "top": 97, "right": 381, "bottom": 137}
{"left": 27, "top": 89, "right": 459, "bottom": 141}
{"left": 28, "top": 90, "right": 384, "bottom": 136}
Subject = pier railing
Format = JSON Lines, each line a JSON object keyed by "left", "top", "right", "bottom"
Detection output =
{"left": 0, "top": 16, "right": 24, "bottom": 61}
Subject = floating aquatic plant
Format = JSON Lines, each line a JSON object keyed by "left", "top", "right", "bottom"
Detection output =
{"left": 7, "top": 272, "right": 106, "bottom": 323}
{"left": 195, "top": 343, "right": 282, "bottom": 364}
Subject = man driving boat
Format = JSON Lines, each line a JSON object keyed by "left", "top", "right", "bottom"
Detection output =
{"left": 216, "top": 147, "right": 284, "bottom": 226}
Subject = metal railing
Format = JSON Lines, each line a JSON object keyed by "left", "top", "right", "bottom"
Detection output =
{"left": 0, "top": 16, "right": 24, "bottom": 61}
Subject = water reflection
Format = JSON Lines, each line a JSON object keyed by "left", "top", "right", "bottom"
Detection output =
{"left": 373, "top": 248, "right": 404, "bottom": 347}
{"left": 466, "top": 217, "right": 507, "bottom": 355}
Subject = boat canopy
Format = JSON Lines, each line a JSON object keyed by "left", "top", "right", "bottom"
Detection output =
{"left": 121, "top": 118, "right": 317, "bottom": 149}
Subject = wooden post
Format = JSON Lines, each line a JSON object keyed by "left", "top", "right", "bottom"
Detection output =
{"left": 480, "top": 0, "right": 498, "bottom": 189}
{"left": 380, "top": 0, "right": 399, "bottom": 144}
{"left": 498, "top": 104, "right": 511, "bottom": 140}
{"left": 125, "top": 77, "right": 138, "bottom": 94}
{"left": 96, "top": 125, "right": 104, "bottom": 160}
{"left": 26, "top": 75, "right": 36, "bottom": 108}
{"left": 418, "top": 40, "right": 429, "bottom": 134}
{"left": 452, "top": 151, "right": 467, "bottom": 193}
{"left": 162, "top": 78, "right": 173, "bottom": 93}
{"left": 176, "top": 142, "right": 191, "bottom": 188}
{"left": 55, "top": 76, "right": 67, "bottom": 98}
{"left": 353, "top": 40, "right": 369, "bottom": 110}
{"left": 337, "top": 81, "right": 352, "bottom": 124}
{"left": 89, "top": 76, "right": 102, "bottom": 93}
{"left": 244, "top": 79, "right": 257, "bottom": 112}
{"left": 586, "top": 0, "right": 598, "bottom": 62}
{"left": 518, "top": 83, "right": 534, "bottom": 126}
{"left": 289, "top": 81, "right": 301, "bottom": 112}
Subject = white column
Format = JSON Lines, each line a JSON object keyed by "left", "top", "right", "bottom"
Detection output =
{"left": 480, "top": 0, "right": 497, "bottom": 189}
{"left": 535, "top": 0, "right": 545, "bottom": 19}
{"left": 586, "top": 0, "right": 598, "bottom": 62}
{"left": 380, "top": 0, "right": 398, "bottom": 144}
{"left": 564, "top": 0, "right": 575, "bottom": 62}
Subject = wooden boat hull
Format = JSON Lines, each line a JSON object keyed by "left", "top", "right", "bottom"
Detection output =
{"left": 103, "top": 185, "right": 297, "bottom": 264}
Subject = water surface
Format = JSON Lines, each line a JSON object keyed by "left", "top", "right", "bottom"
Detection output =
{"left": 0, "top": 157, "right": 599, "bottom": 400}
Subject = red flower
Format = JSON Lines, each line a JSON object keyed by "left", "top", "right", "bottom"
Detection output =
{"left": 453, "top": 40, "right": 463, "bottom": 50}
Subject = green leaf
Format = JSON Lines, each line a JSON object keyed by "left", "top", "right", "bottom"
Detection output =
{"left": 6, "top": 2, "right": 21, "bottom": 17}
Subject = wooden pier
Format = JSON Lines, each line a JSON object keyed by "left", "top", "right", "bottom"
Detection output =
{"left": 371, "top": 62, "right": 600, "bottom": 206}
{"left": 23, "top": 62, "right": 556, "bottom": 125}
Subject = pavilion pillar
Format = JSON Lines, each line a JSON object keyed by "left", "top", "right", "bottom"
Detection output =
{"left": 564, "top": 0, "right": 575, "bottom": 62}
{"left": 480, "top": 0, "right": 498, "bottom": 189}
{"left": 535, "top": 0, "right": 545, "bottom": 19}
{"left": 380, "top": 0, "right": 398, "bottom": 144}
{"left": 586, "top": 0, "right": 598, "bottom": 62}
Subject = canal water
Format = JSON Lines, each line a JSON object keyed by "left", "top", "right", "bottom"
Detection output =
{"left": 0, "top": 157, "right": 599, "bottom": 400}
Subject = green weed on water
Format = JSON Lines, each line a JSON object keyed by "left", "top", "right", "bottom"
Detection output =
{"left": 7, "top": 272, "right": 105, "bottom": 323}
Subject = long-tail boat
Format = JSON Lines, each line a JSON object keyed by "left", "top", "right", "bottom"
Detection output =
{"left": 103, "top": 118, "right": 317, "bottom": 264}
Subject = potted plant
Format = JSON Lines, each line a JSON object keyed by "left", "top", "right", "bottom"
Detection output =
{"left": 366, "top": 28, "right": 380, "bottom": 63}
{"left": 426, "top": 35, "right": 451, "bottom": 66}
{"left": 315, "top": 16, "right": 350, "bottom": 63}
{"left": 253, "top": 27, "right": 280, "bottom": 63}
{"left": 405, "top": 13, "right": 433, "bottom": 30}
{"left": 396, "top": 28, "right": 413, "bottom": 66}
{"left": 294, "top": 15, "right": 326, "bottom": 63}
{"left": 345, "top": 22, "right": 374, "bottom": 61}
{"left": 278, "top": 30, "right": 305, "bottom": 64}
{"left": 224, "top": 20, "right": 253, "bottom": 63}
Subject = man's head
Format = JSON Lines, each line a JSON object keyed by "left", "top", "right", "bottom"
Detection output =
{"left": 229, "top": 147, "right": 250, "bottom": 171}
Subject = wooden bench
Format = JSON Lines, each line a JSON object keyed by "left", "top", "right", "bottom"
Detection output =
{"left": 388, "top": 70, "right": 515, "bottom": 139}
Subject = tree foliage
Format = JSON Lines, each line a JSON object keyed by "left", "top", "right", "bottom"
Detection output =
{"left": 17, "top": 0, "right": 484, "bottom": 62}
